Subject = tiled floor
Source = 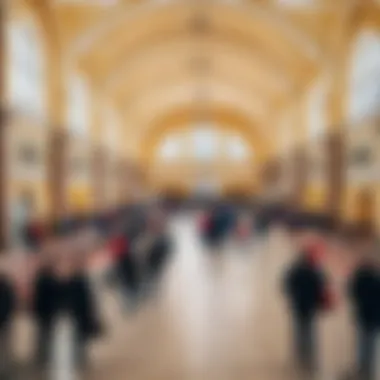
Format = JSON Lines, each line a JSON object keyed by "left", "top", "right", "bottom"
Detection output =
{"left": 82, "top": 215, "right": 357, "bottom": 380}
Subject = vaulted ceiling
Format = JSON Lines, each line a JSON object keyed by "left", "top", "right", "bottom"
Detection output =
{"left": 22, "top": 0, "right": 380, "bottom": 157}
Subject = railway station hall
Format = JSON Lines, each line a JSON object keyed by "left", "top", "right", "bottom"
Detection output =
{"left": 1, "top": 1, "right": 380, "bottom": 380}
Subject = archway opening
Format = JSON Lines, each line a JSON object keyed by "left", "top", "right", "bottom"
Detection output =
{"left": 150, "top": 123, "right": 255, "bottom": 199}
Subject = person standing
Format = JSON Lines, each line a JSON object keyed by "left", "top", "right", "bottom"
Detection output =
{"left": 0, "top": 257, "right": 16, "bottom": 378}
{"left": 110, "top": 228, "right": 139, "bottom": 311}
{"left": 348, "top": 247, "right": 380, "bottom": 380}
{"left": 32, "top": 252, "right": 58, "bottom": 368}
{"left": 283, "top": 245, "right": 328, "bottom": 376}
{"left": 54, "top": 252, "right": 102, "bottom": 370}
{"left": 146, "top": 222, "right": 172, "bottom": 289}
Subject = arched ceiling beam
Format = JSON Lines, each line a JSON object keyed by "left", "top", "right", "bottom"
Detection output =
{"left": 69, "top": 0, "right": 323, "bottom": 63}
{"left": 122, "top": 81, "right": 269, "bottom": 124}
{"left": 69, "top": 1, "right": 321, "bottom": 88}
{"left": 111, "top": 72, "right": 282, "bottom": 113}
{"left": 120, "top": 83, "right": 274, "bottom": 144}
{"left": 86, "top": 27, "right": 315, "bottom": 87}
{"left": 100, "top": 35, "right": 300, "bottom": 97}
{"left": 104, "top": 48, "right": 294, "bottom": 108}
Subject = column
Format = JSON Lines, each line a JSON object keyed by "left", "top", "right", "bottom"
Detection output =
{"left": 0, "top": 0, "right": 6, "bottom": 248}
{"left": 260, "top": 159, "right": 279, "bottom": 192}
{"left": 292, "top": 148, "right": 308, "bottom": 207}
{"left": 47, "top": 129, "right": 68, "bottom": 218}
{"left": 90, "top": 89, "right": 106, "bottom": 211}
{"left": 46, "top": 46, "right": 67, "bottom": 221}
{"left": 91, "top": 145, "right": 107, "bottom": 210}
{"left": 325, "top": 6, "right": 359, "bottom": 219}
{"left": 117, "top": 158, "right": 127, "bottom": 205}
{"left": 325, "top": 56, "right": 347, "bottom": 219}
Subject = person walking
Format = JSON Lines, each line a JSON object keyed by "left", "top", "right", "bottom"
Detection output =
{"left": 0, "top": 257, "right": 16, "bottom": 378}
{"left": 283, "top": 242, "right": 329, "bottom": 376}
{"left": 348, "top": 246, "right": 380, "bottom": 380}
{"left": 32, "top": 251, "right": 59, "bottom": 368}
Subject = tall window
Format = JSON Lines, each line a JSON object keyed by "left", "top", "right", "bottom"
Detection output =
{"left": 349, "top": 30, "right": 380, "bottom": 124}
{"left": 8, "top": 18, "right": 46, "bottom": 118}
{"left": 67, "top": 74, "right": 89, "bottom": 136}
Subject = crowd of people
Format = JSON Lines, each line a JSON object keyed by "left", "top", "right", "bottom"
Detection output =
{"left": 282, "top": 236, "right": 380, "bottom": 380}
{"left": 198, "top": 202, "right": 380, "bottom": 380}
{"left": 0, "top": 204, "right": 173, "bottom": 379}
{"left": 0, "top": 200, "right": 380, "bottom": 380}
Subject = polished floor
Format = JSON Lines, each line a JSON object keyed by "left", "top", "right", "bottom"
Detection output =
{"left": 80, "top": 214, "right": 358, "bottom": 380}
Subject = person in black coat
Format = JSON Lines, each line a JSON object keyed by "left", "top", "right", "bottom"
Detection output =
{"left": 54, "top": 253, "right": 102, "bottom": 369}
{"left": 205, "top": 207, "right": 228, "bottom": 249}
{"left": 283, "top": 251, "right": 326, "bottom": 374}
{"left": 348, "top": 252, "right": 380, "bottom": 380}
{"left": 147, "top": 233, "right": 172, "bottom": 282}
{"left": 117, "top": 233, "right": 140, "bottom": 309}
{"left": 0, "top": 260, "right": 16, "bottom": 377}
{"left": 32, "top": 255, "right": 58, "bottom": 367}
{"left": 145, "top": 215, "right": 172, "bottom": 293}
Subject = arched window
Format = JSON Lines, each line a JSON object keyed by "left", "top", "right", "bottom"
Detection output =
{"left": 156, "top": 127, "right": 252, "bottom": 163}
{"left": 349, "top": 30, "right": 380, "bottom": 124}
{"left": 67, "top": 74, "right": 89, "bottom": 136}
{"left": 8, "top": 18, "right": 46, "bottom": 119}
{"left": 192, "top": 125, "right": 218, "bottom": 161}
